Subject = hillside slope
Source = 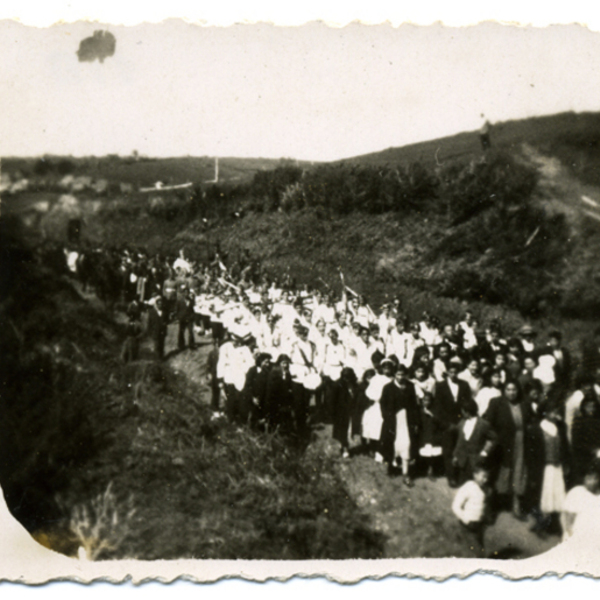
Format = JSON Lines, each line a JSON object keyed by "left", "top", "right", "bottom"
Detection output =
{"left": 341, "top": 111, "right": 600, "bottom": 174}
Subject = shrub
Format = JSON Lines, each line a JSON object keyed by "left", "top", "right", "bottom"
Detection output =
{"left": 438, "top": 150, "right": 539, "bottom": 224}
{"left": 250, "top": 165, "right": 303, "bottom": 211}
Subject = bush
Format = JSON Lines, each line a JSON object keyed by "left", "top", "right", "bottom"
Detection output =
{"left": 250, "top": 165, "right": 303, "bottom": 211}
{"left": 438, "top": 150, "right": 539, "bottom": 224}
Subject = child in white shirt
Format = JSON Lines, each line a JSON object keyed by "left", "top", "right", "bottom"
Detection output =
{"left": 452, "top": 465, "right": 490, "bottom": 555}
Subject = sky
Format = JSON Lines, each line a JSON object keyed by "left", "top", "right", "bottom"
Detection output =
{"left": 2, "top": 19, "right": 600, "bottom": 162}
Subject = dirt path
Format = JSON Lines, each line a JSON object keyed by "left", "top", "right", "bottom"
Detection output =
{"left": 156, "top": 323, "right": 560, "bottom": 560}
{"left": 521, "top": 143, "right": 600, "bottom": 226}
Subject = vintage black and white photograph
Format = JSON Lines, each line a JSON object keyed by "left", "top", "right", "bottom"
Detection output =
{"left": 2, "top": 12, "right": 600, "bottom": 580}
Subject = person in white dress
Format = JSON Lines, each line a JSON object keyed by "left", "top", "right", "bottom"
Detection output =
{"left": 474, "top": 368, "right": 503, "bottom": 417}
{"left": 459, "top": 358, "right": 483, "bottom": 398}
{"left": 362, "top": 358, "right": 395, "bottom": 460}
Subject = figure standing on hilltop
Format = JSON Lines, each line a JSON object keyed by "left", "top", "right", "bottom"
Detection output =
{"left": 479, "top": 117, "right": 492, "bottom": 152}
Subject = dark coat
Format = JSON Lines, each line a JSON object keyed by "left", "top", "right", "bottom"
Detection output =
{"left": 418, "top": 407, "right": 444, "bottom": 448}
{"left": 265, "top": 366, "right": 294, "bottom": 431}
{"left": 245, "top": 365, "right": 271, "bottom": 418}
{"left": 453, "top": 417, "right": 497, "bottom": 470}
{"left": 482, "top": 396, "right": 534, "bottom": 469}
{"left": 478, "top": 340, "right": 508, "bottom": 365}
{"left": 176, "top": 296, "right": 196, "bottom": 323}
{"left": 331, "top": 379, "right": 359, "bottom": 446}
{"left": 579, "top": 339, "right": 600, "bottom": 380}
{"left": 571, "top": 414, "right": 600, "bottom": 484}
{"left": 433, "top": 378, "right": 472, "bottom": 427}
{"left": 147, "top": 306, "right": 168, "bottom": 341}
{"left": 380, "top": 379, "right": 419, "bottom": 461}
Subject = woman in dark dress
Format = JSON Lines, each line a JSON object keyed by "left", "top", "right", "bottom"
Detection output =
{"left": 331, "top": 367, "right": 359, "bottom": 457}
{"left": 483, "top": 380, "right": 534, "bottom": 518}
{"left": 380, "top": 365, "right": 420, "bottom": 485}
{"left": 571, "top": 395, "right": 600, "bottom": 485}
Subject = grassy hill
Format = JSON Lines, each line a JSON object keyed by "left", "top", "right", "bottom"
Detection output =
{"left": 5, "top": 110, "right": 600, "bottom": 560}
{"left": 6, "top": 110, "right": 600, "bottom": 338}
{"left": 340, "top": 111, "right": 600, "bottom": 176}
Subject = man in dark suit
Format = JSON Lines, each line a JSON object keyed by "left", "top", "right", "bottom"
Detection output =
{"left": 147, "top": 296, "right": 168, "bottom": 360}
{"left": 477, "top": 325, "right": 508, "bottom": 365}
{"left": 265, "top": 354, "right": 295, "bottom": 434}
{"left": 244, "top": 352, "right": 272, "bottom": 427}
{"left": 433, "top": 358, "right": 472, "bottom": 487}
{"left": 453, "top": 398, "right": 497, "bottom": 484}
{"left": 176, "top": 288, "right": 196, "bottom": 350}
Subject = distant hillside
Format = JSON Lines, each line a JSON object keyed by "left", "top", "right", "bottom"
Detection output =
{"left": 1, "top": 155, "right": 313, "bottom": 187}
{"left": 340, "top": 111, "right": 600, "bottom": 178}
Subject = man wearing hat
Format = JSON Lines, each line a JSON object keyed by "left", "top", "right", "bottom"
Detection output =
{"left": 517, "top": 324, "right": 538, "bottom": 356}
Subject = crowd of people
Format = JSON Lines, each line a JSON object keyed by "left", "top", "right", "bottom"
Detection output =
{"left": 59, "top": 242, "right": 600, "bottom": 544}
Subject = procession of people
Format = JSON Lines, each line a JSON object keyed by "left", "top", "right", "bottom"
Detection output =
{"left": 59, "top": 241, "right": 600, "bottom": 543}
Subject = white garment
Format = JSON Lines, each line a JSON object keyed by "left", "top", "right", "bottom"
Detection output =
{"left": 290, "top": 338, "right": 320, "bottom": 389}
{"left": 541, "top": 464, "right": 566, "bottom": 513}
{"left": 387, "top": 330, "right": 411, "bottom": 366}
{"left": 534, "top": 355, "right": 556, "bottom": 385}
{"left": 475, "top": 387, "right": 501, "bottom": 417}
{"left": 452, "top": 480, "right": 486, "bottom": 525}
{"left": 362, "top": 374, "right": 391, "bottom": 440}
{"left": 394, "top": 409, "right": 411, "bottom": 460}
{"left": 459, "top": 370, "right": 483, "bottom": 397}
{"left": 217, "top": 342, "right": 254, "bottom": 391}
{"left": 322, "top": 341, "right": 346, "bottom": 381}
{"left": 413, "top": 376, "right": 436, "bottom": 400}
{"left": 463, "top": 417, "right": 477, "bottom": 441}
{"left": 420, "top": 444, "right": 443, "bottom": 457}
{"left": 563, "top": 486, "right": 600, "bottom": 540}
{"left": 173, "top": 257, "right": 192, "bottom": 273}
{"left": 565, "top": 390, "right": 584, "bottom": 443}
{"left": 366, "top": 374, "right": 391, "bottom": 402}
{"left": 459, "top": 321, "right": 478, "bottom": 350}
{"left": 350, "top": 338, "right": 376, "bottom": 381}
{"left": 433, "top": 358, "right": 448, "bottom": 382}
